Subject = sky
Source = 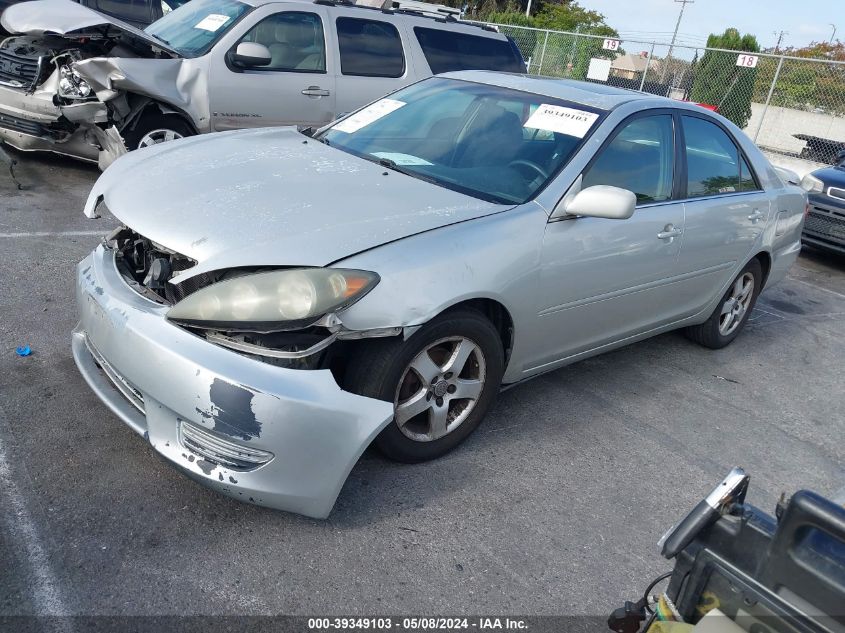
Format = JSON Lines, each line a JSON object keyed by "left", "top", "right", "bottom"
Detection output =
{"left": 582, "top": 0, "right": 840, "bottom": 52}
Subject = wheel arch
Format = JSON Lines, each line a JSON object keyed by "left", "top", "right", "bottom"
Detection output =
{"left": 754, "top": 250, "right": 772, "bottom": 288}
{"left": 119, "top": 96, "right": 200, "bottom": 136}
{"left": 437, "top": 297, "right": 515, "bottom": 370}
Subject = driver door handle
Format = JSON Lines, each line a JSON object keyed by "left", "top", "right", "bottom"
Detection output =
{"left": 748, "top": 209, "right": 765, "bottom": 223}
{"left": 302, "top": 86, "right": 330, "bottom": 97}
{"left": 657, "top": 224, "right": 683, "bottom": 240}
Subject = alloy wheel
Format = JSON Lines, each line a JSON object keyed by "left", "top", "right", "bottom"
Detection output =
{"left": 719, "top": 272, "right": 755, "bottom": 336}
{"left": 393, "top": 337, "right": 487, "bottom": 442}
{"left": 138, "top": 128, "right": 183, "bottom": 148}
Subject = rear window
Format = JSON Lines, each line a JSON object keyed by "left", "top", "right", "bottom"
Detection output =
{"left": 337, "top": 17, "right": 404, "bottom": 78}
{"left": 413, "top": 27, "right": 525, "bottom": 75}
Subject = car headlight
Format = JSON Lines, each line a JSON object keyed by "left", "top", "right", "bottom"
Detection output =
{"left": 800, "top": 173, "right": 824, "bottom": 194}
{"left": 166, "top": 268, "right": 379, "bottom": 332}
{"left": 58, "top": 65, "right": 92, "bottom": 99}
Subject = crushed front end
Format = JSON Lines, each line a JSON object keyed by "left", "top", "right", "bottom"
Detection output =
{"left": 0, "top": 35, "right": 115, "bottom": 162}
{"left": 73, "top": 229, "right": 396, "bottom": 518}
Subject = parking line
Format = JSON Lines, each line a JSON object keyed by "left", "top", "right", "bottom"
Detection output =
{"left": 791, "top": 277, "right": 845, "bottom": 300}
{"left": 0, "top": 230, "right": 107, "bottom": 238}
{"left": 0, "top": 434, "right": 72, "bottom": 620}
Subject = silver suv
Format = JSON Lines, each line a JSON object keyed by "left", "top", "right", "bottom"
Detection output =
{"left": 0, "top": 0, "right": 524, "bottom": 167}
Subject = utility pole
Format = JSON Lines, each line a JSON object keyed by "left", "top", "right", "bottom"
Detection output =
{"left": 660, "top": 0, "right": 693, "bottom": 83}
{"left": 830, "top": 24, "right": 837, "bottom": 44}
{"left": 773, "top": 30, "right": 788, "bottom": 53}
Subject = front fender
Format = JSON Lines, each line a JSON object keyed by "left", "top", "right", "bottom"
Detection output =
{"left": 334, "top": 203, "right": 548, "bottom": 383}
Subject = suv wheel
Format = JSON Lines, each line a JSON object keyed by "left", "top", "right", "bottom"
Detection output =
{"left": 123, "top": 112, "right": 193, "bottom": 151}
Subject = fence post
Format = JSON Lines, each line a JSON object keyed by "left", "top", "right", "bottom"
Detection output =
{"left": 537, "top": 30, "right": 549, "bottom": 75}
{"left": 639, "top": 42, "right": 656, "bottom": 92}
{"left": 753, "top": 55, "right": 784, "bottom": 143}
{"left": 566, "top": 25, "right": 581, "bottom": 77}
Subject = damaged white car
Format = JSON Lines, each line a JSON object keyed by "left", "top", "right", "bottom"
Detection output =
{"left": 0, "top": 0, "right": 524, "bottom": 167}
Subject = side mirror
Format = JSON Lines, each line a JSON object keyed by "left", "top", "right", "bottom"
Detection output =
{"left": 557, "top": 185, "right": 637, "bottom": 220}
{"left": 230, "top": 42, "right": 272, "bottom": 68}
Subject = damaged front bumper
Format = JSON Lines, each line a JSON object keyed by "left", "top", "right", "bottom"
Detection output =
{"left": 0, "top": 84, "right": 124, "bottom": 166}
{"left": 73, "top": 245, "right": 394, "bottom": 518}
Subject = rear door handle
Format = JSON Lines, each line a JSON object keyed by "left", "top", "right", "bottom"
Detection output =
{"left": 748, "top": 209, "right": 765, "bottom": 223}
{"left": 657, "top": 225, "right": 683, "bottom": 240}
{"left": 302, "top": 86, "right": 330, "bottom": 97}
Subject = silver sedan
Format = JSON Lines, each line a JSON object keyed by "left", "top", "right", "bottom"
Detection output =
{"left": 74, "top": 71, "right": 806, "bottom": 517}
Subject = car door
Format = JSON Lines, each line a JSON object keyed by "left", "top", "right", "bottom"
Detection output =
{"left": 672, "top": 114, "right": 770, "bottom": 316}
{"left": 330, "top": 12, "right": 414, "bottom": 117}
{"left": 534, "top": 111, "right": 686, "bottom": 369}
{"left": 207, "top": 6, "right": 336, "bottom": 131}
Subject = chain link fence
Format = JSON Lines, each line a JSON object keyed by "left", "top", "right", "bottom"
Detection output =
{"left": 482, "top": 23, "right": 845, "bottom": 174}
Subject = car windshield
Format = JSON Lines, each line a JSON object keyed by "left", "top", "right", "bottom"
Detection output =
{"left": 145, "top": 0, "right": 251, "bottom": 58}
{"left": 318, "top": 77, "right": 604, "bottom": 204}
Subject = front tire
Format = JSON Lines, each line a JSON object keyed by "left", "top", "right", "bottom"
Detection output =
{"left": 684, "top": 258, "right": 763, "bottom": 349}
{"left": 345, "top": 309, "right": 505, "bottom": 463}
{"left": 122, "top": 112, "right": 194, "bottom": 151}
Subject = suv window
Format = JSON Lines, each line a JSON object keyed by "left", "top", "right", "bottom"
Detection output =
{"left": 582, "top": 115, "right": 675, "bottom": 204}
{"left": 413, "top": 27, "right": 524, "bottom": 74}
{"left": 337, "top": 17, "right": 404, "bottom": 78}
{"left": 94, "top": 0, "right": 153, "bottom": 24}
{"left": 239, "top": 12, "right": 326, "bottom": 72}
{"left": 683, "top": 115, "right": 756, "bottom": 197}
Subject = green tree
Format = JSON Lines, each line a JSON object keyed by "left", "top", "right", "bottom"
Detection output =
{"left": 689, "top": 28, "right": 760, "bottom": 128}
{"left": 752, "top": 41, "right": 845, "bottom": 114}
{"left": 475, "top": 0, "right": 618, "bottom": 77}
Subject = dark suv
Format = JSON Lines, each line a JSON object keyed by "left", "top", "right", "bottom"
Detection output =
{"left": 1, "top": 0, "right": 188, "bottom": 32}
{"left": 802, "top": 151, "right": 845, "bottom": 254}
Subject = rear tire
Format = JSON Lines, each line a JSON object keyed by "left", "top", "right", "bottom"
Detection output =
{"left": 345, "top": 309, "right": 505, "bottom": 463}
{"left": 684, "top": 258, "right": 763, "bottom": 349}
{"left": 122, "top": 112, "right": 194, "bottom": 151}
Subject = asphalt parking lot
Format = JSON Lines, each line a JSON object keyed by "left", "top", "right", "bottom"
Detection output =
{"left": 1, "top": 147, "right": 844, "bottom": 618}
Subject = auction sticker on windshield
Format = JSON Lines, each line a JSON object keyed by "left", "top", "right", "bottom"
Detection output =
{"left": 194, "top": 14, "right": 230, "bottom": 31}
{"left": 524, "top": 104, "right": 599, "bottom": 138}
{"left": 332, "top": 99, "right": 406, "bottom": 134}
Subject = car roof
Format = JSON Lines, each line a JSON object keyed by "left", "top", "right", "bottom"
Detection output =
{"left": 440, "top": 71, "right": 662, "bottom": 111}
{"left": 239, "top": 0, "right": 504, "bottom": 34}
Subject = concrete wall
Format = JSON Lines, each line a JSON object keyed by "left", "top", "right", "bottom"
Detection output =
{"left": 744, "top": 102, "right": 845, "bottom": 155}
{"left": 761, "top": 150, "right": 825, "bottom": 180}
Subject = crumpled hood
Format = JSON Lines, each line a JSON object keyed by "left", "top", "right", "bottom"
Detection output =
{"left": 84, "top": 127, "right": 512, "bottom": 278}
{"left": 0, "top": 0, "right": 180, "bottom": 55}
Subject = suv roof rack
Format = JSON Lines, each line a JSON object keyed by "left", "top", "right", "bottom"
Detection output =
{"left": 312, "top": 0, "right": 500, "bottom": 32}
{"left": 380, "top": 0, "right": 460, "bottom": 19}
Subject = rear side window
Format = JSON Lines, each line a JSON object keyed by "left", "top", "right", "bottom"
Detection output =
{"left": 582, "top": 115, "right": 675, "bottom": 204}
{"left": 337, "top": 17, "right": 404, "bottom": 77}
{"left": 413, "top": 27, "right": 524, "bottom": 74}
{"left": 683, "top": 116, "right": 757, "bottom": 197}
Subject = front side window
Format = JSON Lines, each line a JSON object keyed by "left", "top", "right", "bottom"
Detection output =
{"left": 683, "top": 116, "right": 753, "bottom": 197}
{"left": 413, "top": 27, "right": 524, "bottom": 75}
{"left": 161, "top": 0, "right": 189, "bottom": 15}
{"left": 95, "top": 0, "right": 153, "bottom": 24}
{"left": 238, "top": 12, "right": 326, "bottom": 72}
{"left": 337, "top": 17, "right": 404, "bottom": 78}
{"left": 319, "top": 77, "right": 604, "bottom": 204}
{"left": 582, "top": 115, "right": 675, "bottom": 204}
{"left": 145, "top": 0, "right": 251, "bottom": 57}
